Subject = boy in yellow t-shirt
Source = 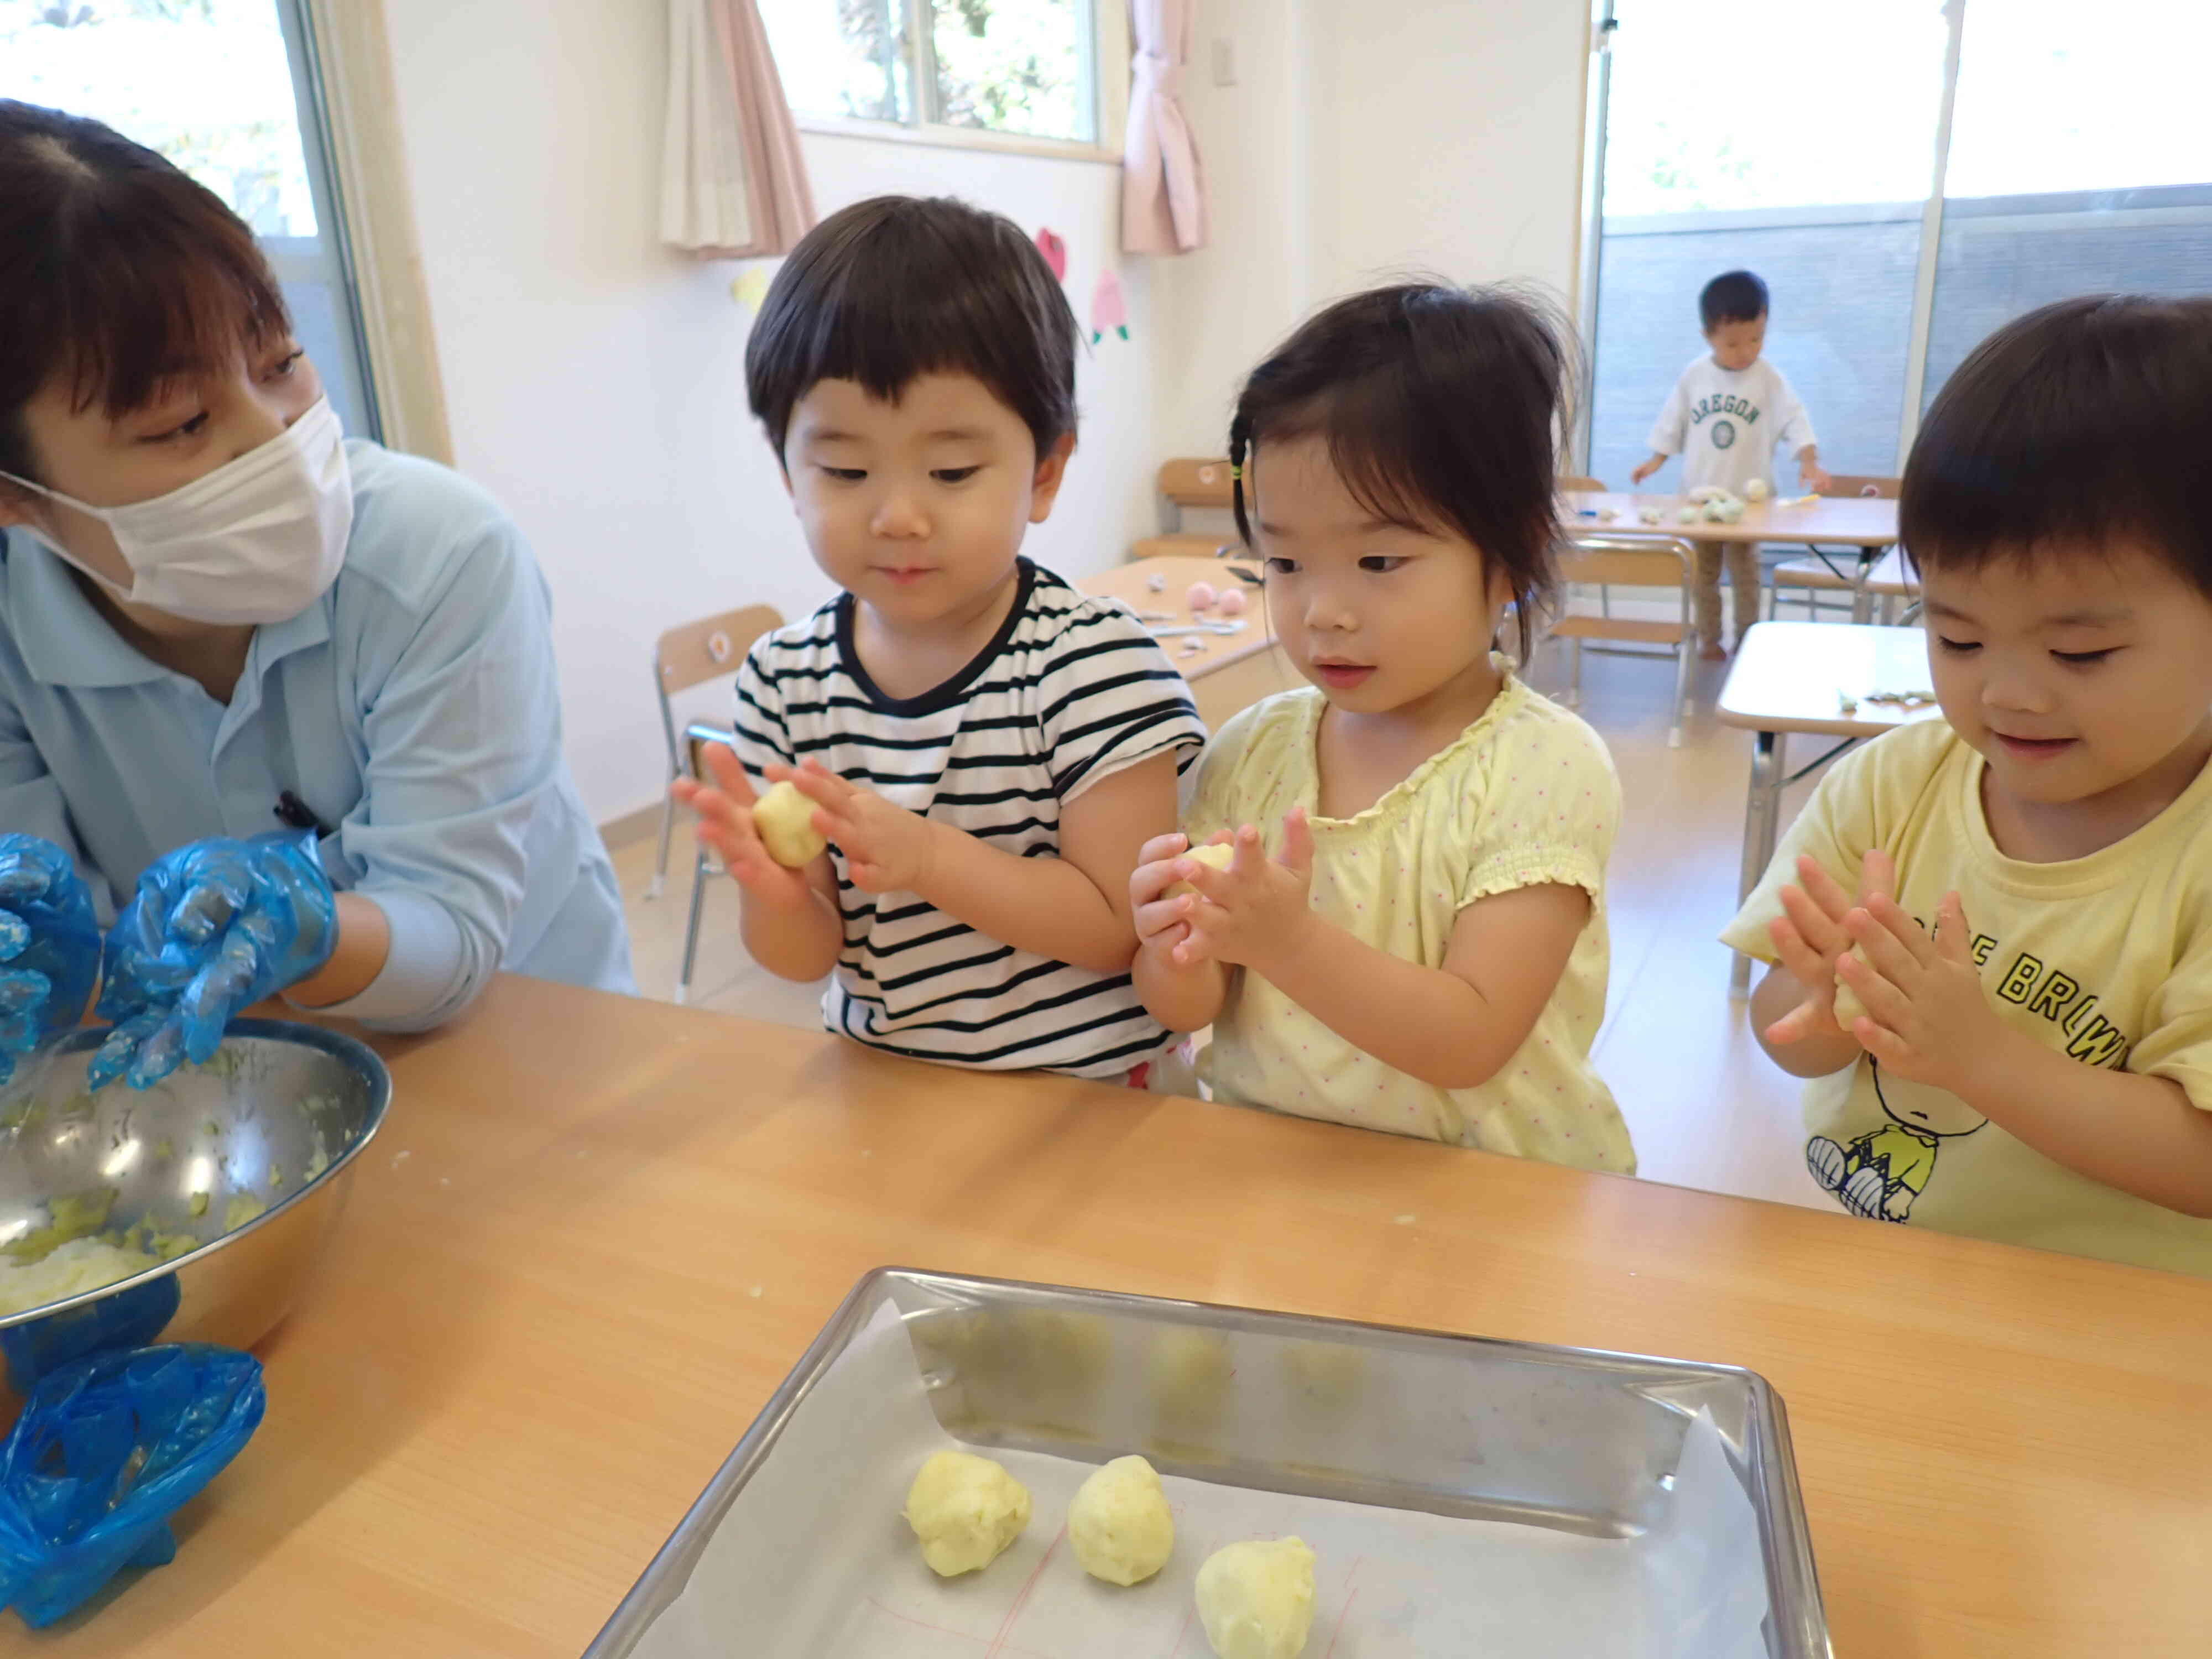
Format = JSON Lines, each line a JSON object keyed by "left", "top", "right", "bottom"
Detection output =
{"left": 1724, "top": 295, "right": 2212, "bottom": 1275}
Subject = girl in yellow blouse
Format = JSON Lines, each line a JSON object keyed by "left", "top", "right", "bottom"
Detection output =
{"left": 1129, "top": 284, "right": 1631, "bottom": 1171}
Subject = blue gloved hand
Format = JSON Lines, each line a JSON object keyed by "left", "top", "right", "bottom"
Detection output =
{"left": 88, "top": 831, "right": 336, "bottom": 1091}
{"left": 0, "top": 834, "right": 100, "bottom": 1087}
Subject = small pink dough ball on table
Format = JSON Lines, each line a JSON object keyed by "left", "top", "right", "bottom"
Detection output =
{"left": 1186, "top": 580, "right": 1218, "bottom": 612}
{"left": 1214, "top": 587, "right": 1248, "bottom": 617}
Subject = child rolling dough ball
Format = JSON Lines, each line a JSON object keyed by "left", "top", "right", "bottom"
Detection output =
{"left": 1196, "top": 1537, "right": 1317, "bottom": 1659}
{"left": 1068, "top": 1454, "right": 1175, "bottom": 1585}
{"left": 902, "top": 1450, "right": 1031, "bottom": 1576}
{"left": 751, "top": 780, "right": 829, "bottom": 868}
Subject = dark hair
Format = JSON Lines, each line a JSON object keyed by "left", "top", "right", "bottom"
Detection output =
{"left": 1227, "top": 281, "right": 1574, "bottom": 659}
{"left": 1700, "top": 270, "right": 1769, "bottom": 331}
{"left": 0, "top": 102, "right": 290, "bottom": 484}
{"left": 1901, "top": 294, "right": 2212, "bottom": 596}
{"left": 745, "top": 195, "right": 1078, "bottom": 461}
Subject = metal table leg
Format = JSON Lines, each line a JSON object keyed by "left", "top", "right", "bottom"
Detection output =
{"left": 1849, "top": 545, "right": 1891, "bottom": 626}
{"left": 1733, "top": 728, "right": 1788, "bottom": 992}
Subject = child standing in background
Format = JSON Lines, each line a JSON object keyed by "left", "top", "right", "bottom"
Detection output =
{"left": 676, "top": 196, "right": 1205, "bottom": 1082}
{"left": 1631, "top": 270, "right": 1833, "bottom": 659}
{"left": 1130, "top": 285, "right": 1632, "bottom": 1172}
{"left": 1725, "top": 295, "right": 2212, "bottom": 1275}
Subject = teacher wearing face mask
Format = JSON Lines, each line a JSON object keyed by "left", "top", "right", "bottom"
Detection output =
{"left": 0, "top": 102, "right": 633, "bottom": 1089}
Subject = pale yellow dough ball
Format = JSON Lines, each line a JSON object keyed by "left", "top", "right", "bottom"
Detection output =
{"left": 1068, "top": 1454, "right": 1176, "bottom": 1585}
{"left": 1167, "top": 841, "right": 1235, "bottom": 899}
{"left": 1195, "top": 1537, "right": 1317, "bottom": 1659}
{"left": 1832, "top": 948, "right": 1870, "bottom": 1030}
{"left": 902, "top": 1450, "right": 1031, "bottom": 1577}
{"left": 751, "top": 780, "right": 828, "bottom": 867}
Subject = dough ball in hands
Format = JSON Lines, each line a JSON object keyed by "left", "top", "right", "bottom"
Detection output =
{"left": 751, "top": 780, "right": 828, "bottom": 868}
{"left": 1068, "top": 1454, "right": 1175, "bottom": 1585}
{"left": 1832, "top": 947, "right": 1871, "bottom": 1030}
{"left": 1196, "top": 1538, "right": 1318, "bottom": 1659}
{"left": 902, "top": 1450, "right": 1031, "bottom": 1577}
{"left": 1167, "top": 842, "right": 1235, "bottom": 900}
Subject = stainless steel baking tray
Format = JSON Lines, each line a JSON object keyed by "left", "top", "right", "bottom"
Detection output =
{"left": 585, "top": 1267, "right": 1828, "bottom": 1657}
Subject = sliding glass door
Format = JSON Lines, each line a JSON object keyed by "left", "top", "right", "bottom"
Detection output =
{"left": 1919, "top": 1, "right": 2212, "bottom": 422}
{"left": 1585, "top": 0, "right": 2212, "bottom": 482}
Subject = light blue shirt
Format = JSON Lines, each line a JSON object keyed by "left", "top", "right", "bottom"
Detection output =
{"left": 0, "top": 440, "right": 634, "bottom": 1029}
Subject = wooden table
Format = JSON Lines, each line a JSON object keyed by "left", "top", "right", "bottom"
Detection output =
{"left": 55, "top": 978, "right": 2212, "bottom": 1656}
{"left": 1564, "top": 491, "right": 1902, "bottom": 623}
{"left": 1079, "top": 554, "right": 1297, "bottom": 730}
{"left": 1718, "top": 622, "right": 1947, "bottom": 988}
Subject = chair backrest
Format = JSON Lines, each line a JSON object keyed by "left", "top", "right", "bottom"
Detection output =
{"left": 654, "top": 603, "right": 784, "bottom": 698}
{"left": 1158, "top": 458, "right": 1237, "bottom": 513}
{"left": 1558, "top": 535, "right": 1693, "bottom": 590}
{"left": 1557, "top": 474, "right": 1606, "bottom": 493}
{"left": 1824, "top": 473, "right": 1900, "bottom": 499}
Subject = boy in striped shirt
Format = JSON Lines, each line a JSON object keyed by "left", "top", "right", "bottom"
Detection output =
{"left": 675, "top": 196, "right": 1206, "bottom": 1081}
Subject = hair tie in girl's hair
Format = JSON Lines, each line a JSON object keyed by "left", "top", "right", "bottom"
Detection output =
{"left": 1229, "top": 465, "right": 1242, "bottom": 480}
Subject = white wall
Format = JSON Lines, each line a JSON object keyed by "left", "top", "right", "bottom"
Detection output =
{"left": 380, "top": 0, "right": 1158, "bottom": 825}
{"left": 1154, "top": 0, "right": 1590, "bottom": 453}
{"left": 378, "top": 0, "right": 1589, "bottom": 825}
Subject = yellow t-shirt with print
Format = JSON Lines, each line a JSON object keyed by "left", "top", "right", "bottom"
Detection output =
{"left": 1183, "top": 674, "right": 1632, "bottom": 1171}
{"left": 1723, "top": 717, "right": 2212, "bottom": 1275}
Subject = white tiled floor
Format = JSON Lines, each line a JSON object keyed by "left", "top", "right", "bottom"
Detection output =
{"left": 608, "top": 640, "right": 1830, "bottom": 1211}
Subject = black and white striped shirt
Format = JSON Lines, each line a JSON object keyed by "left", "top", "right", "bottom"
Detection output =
{"left": 731, "top": 560, "right": 1206, "bottom": 1078}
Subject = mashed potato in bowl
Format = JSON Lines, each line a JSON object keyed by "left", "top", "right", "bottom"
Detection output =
{"left": 0, "top": 1235, "right": 165, "bottom": 1317}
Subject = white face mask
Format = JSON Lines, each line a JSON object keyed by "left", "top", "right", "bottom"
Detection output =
{"left": 0, "top": 397, "right": 353, "bottom": 625}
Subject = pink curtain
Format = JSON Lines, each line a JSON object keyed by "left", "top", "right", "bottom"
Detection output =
{"left": 1121, "top": 0, "right": 1208, "bottom": 255}
{"left": 660, "top": 0, "right": 817, "bottom": 258}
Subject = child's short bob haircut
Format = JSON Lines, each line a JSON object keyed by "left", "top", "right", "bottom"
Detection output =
{"left": 0, "top": 101, "right": 289, "bottom": 484}
{"left": 1902, "top": 294, "right": 2212, "bottom": 597}
{"left": 745, "top": 194, "right": 1078, "bottom": 463}
{"left": 1227, "top": 281, "right": 1574, "bottom": 660}
{"left": 1699, "top": 270, "right": 1768, "bottom": 331}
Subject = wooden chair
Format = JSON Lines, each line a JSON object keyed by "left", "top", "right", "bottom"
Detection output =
{"left": 1768, "top": 474, "right": 1900, "bottom": 621}
{"left": 649, "top": 604, "right": 784, "bottom": 1001}
{"left": 1141, "top": 458, "right": 1238, "bottom": 560}
{"left": 1549, "top": 535, "right": 1697, "bottom": 747}
{"left": 1556, "top": 476, "right": 1620, "bottom": 616}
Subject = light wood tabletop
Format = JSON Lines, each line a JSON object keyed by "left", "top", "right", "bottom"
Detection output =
{"left": 1079, "top": 554, "right": 1296, "bottom": 729}
{"left": 1563, "top": 490, "right": 1899, "bottom": 549}
{"left": 1718, "top": 622, "right": 1948, "bottom": 987}
{"left": 53, "top": 978, "right": 2212, "bottom": 1657}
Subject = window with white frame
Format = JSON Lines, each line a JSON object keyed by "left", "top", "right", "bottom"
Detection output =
{"left": 1582, "top": 0, "right": 2212, "bottom": 489}
{"left": 1, "top": 0, "right": 383, "bottom": 441}
{"left": 763, "top": 0, "right": 1113, "bottom": 148}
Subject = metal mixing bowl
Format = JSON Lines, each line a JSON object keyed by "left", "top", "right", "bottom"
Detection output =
{"left": 0, "top": 1019, "right": 389, "bottom": 1398}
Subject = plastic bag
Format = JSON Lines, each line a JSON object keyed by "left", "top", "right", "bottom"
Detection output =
{"left": 0, "top": 1345, "right": 264, "bottom": 1627}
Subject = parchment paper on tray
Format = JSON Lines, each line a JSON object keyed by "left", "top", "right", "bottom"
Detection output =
{"left": 628, "top": 1305, "right": 1772, "bottom": 1659}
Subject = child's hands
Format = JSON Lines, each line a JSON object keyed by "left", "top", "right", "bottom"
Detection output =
{"left": 1764, "top": 848, "right": 1895, "bottom": 1046}
{"left": 1798, "top": 458, "right": 1834, "bottom": 494}
{"left": 1836, "top": 891, "right": 2008, "bottom": 1095}
{"left": 671, "top": 745, "right": 819, "bottom": 912}
{"left": 1131, "top": 830, "right": 1204, "bottom": 963}
{"left": 779, "top": 760, "right": 939, "bottom": 895}
{"left": 1629, "top": 456, "right": 1663, "bottom": 486}
{"left": 1171, "top": 812, "right": 1314, "bottom": 972}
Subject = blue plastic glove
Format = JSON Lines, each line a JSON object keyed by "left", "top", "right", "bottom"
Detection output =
{"left": 89, "top": 831, "right": 337, "bottom": 1091}
{"left": 0, "top": 834, "right": 100, "bottom": 1087}
{"left": 0, "top": 1345, "right": 264, "bottom": 1628}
